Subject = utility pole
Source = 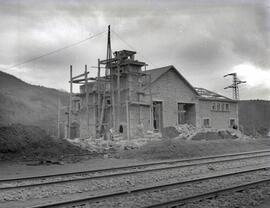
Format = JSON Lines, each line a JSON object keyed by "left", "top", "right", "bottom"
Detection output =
{"left": 224, "top": 73, "right": 246, "bottom": 100}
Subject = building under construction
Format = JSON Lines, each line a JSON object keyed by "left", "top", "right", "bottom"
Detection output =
{"left": 67, "top": 27, "right": 239, "bottom": 139}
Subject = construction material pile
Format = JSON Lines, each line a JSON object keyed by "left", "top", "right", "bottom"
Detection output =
{"left": 174, "top": 124, "right": 198, "bottom": 139}
{"left": 0, "top": 124, "right": 89, "bottom": 161}
{"left": 173, "top": 124, "right": 253, "bottom": 140}
{"left": 67, "top": 132, "right": 162, "bottom": 154}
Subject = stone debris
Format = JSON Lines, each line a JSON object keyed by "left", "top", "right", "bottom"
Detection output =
{"left": 174, "top": 124, "right": 253, "bottom": 140}
{"left": 67, "top": 133, "right": 162, "bottom": 154}
{"left": 175, "top": 124, "right": 198, "bottom": 139}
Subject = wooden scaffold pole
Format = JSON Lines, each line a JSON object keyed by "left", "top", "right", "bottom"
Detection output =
{"left": 116, "top": 62, "right": 121, "bottom": 132}
{"left": 149, "top": 74, "right": 153, "bottom": 130}
{"left": 57, "top": 98, "right": 61, "bottom": 139}
{"left": 85, "top": 64, "right": 89, "bottom": 137}
{"left": 97, "top": 59, "right": 101, "bottom": 136}
{"left": 69, "top": 65, "right": 73, "bottom": 139}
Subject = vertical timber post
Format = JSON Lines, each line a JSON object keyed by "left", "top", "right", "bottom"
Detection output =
{"left": 149, "top": 74, "right": 153, "bottom": 130}
{"left": 57, "top": 98, "right": 61, "bottom": 139}
{"left": 117, "top": 61, "right": 121, "bottom": 133}
{"left": 97, "top": 59, "right": 101, "bottom": 135}
{"left": 126, "top": 100, "right": 130, "bottom": 140}
{"left": 111, "top": 69, "right": 116, "bottom": 130}
{"left": 69, "top": 65, "right": 73, "bottom": 139}
{"left": 85, "top": 65, "right": 89, "bottom": 138}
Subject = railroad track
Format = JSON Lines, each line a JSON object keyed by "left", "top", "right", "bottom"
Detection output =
{"left": 1, "top": 149, "right": 270, "bottom": 190}
{"left": 2, "top": 149, "right": 270, "bottom": 208}
{"left": 146, "top": 178, "right": 270, "bottom": 208}
{"left": 29, "top": 164, "right": 270, "bottom": 208}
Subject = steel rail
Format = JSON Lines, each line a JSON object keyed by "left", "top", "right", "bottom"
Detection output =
{"left": 2, "top": 149, "right": 270, "bottom": 190}
{"left": 29, "top": 165, "right": 270, "bottom": 208}
{"left": 3, "top": 149, "right": 270, "bottom": 182}
{"left": 145, "top": 178, "right": 270, "bottom": 208}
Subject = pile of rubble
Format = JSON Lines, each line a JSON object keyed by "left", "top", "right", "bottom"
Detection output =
{"left": 174, "top": 124, "right": 253, "bottom": 140}
{"left": 174, "top": 124, "right": 198, "bottom": 139}
{"left": 67, "top": 125, "right": 254, "bottom": 155}
{"left": 67, "top": 131, "right": 162, "bottom": 154}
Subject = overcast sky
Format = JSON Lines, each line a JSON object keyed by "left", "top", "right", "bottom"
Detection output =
{"left": 0, "top": 0, "right": 269, "bottom": 100}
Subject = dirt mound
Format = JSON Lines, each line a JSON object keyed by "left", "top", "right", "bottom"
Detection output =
{"left": 191, "top": 130, "right": 234, "bottom": 140}
{"left": 161, "top": 126, "right": 179, "bottom": 139}
{"left": 118, "top": 138, "right": 270, "bottom": 160}
{"left": 0, "top": 124, "right": 89, "bottom": 161}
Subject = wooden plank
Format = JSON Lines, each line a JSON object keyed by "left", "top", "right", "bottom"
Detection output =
{"left": 99, "top": 57, "right": 117, "bottom": 65}
{"left": 72, "top": 71, "right": 89, "bottom": 80}
{"left": 71, "top": 77, "right": 96, "bottom": 83}
{"left": 129, "top": 101, "right": 150, "bottom": 106}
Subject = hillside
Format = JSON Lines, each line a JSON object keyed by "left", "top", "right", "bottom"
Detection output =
{"left": 0, "top": 71, "right": 69, "bottom": 135}
{"left": 239, "top": 100, "right": 270, "bottom": 136}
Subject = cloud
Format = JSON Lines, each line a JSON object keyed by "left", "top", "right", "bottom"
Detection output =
{"left": 0, "top": 0, "right": 269, "bottom": 99}
{"left": 234, "top": 63, "right": 270, "bottom": 88}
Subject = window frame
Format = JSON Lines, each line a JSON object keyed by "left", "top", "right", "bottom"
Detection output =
{"left": 229, "top": 118, "right": 236, "bottom": 128}
{"left": 210, "top": 102, "right": 230, "bottom": 112}
{"left": 202, "top": 117, "right": 211, "bottom": 128}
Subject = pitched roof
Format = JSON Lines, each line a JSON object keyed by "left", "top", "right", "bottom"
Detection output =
{"left": 144, "top": 65, "right": 172, "bottom": 83}
{"left": 145, "top": 65, "right": 199, "bottom": 96}
{"left": 195, "top": 87, "right": 235, "bottom": 102}
{"left": 145, "top": 65, "right": 235, "bottom": 102}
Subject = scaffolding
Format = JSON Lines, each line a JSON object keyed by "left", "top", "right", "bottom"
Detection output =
{"left": 68, "top": 25, "right": 153, "bottom": 139}
{"left": 97, "top": 49, "right": 153, "bottom": 139}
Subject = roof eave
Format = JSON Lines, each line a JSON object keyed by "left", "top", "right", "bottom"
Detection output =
{"left": 198, "top": 96, "right": 238, "bottom": 103}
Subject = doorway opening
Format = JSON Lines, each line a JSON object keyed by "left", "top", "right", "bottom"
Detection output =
{"left": 153, "top": 101, "right": 163, "bottom": 131}
{"left": 177, "top": 103, "right": 196, "bottom": 125}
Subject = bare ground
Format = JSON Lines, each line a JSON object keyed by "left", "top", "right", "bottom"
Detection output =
{"left": 117, "top": 138, "right": 270, "bottom": 160}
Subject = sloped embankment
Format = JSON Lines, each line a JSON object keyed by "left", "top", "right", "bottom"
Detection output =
{"left": 0, "top": 124, "right": 89, "bottom": 161}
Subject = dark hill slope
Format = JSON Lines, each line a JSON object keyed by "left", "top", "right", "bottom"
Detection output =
{"left": 0, "top": 71, "right": 69, "bottom": 134}
{"left": 239, "top": 100, "right": 270, "bottom": 136}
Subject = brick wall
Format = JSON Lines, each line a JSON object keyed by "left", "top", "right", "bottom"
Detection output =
{"left": 198, "top": 99, "right": 238, "bottom": 129}
{"left": 149, "top": 69, "right": 198, "bottom": 128}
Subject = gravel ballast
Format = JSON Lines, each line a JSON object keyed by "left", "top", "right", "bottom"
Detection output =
{"left": 2, "top": 152, "right": 270, "bottom": 188}
{"left": 1, "top": 158, "right": 270, "bottom": 203}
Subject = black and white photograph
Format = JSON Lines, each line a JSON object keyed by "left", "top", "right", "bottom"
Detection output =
{"left": 0, "top": 0, "right": 270, "bottom": 207}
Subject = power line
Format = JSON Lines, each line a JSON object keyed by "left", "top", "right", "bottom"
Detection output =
{"left": 111, "top": 30, "right": 156, "bottom": 67}
{"left": 7, "top": 31, "right": 106, "bottom": 70}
